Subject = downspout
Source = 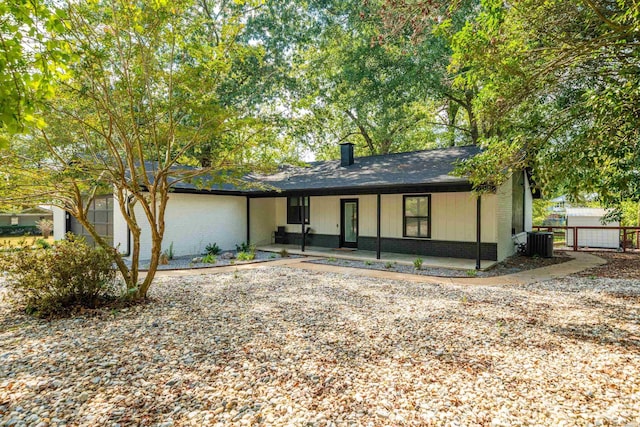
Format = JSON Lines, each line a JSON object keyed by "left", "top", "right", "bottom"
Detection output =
{"left": 522, "top": 171, "right": 526, "bottom": 232}
{"left": 123, "top": 194, "right": 134, "bottom": 257}
{"left": 301, "top": 196, "right": 306, "bottom": 252}
{"left": 476, "top": 195, "right": 481, "bottom": 270}
{"left": 376, "top": 193, "right": 381, "bottom": 259}
{"left": 246, "top": 196, "right": 251, "bottom": 244}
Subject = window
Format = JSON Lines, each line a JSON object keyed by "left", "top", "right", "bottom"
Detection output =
{"left": 287, "top": 196, "right": 310, "bottom": 224}
{"left": 404, "top": 195, "right": 431, "bottom": 238}
{"left": 69, "top": 196, "right": 114, "bottom": 247}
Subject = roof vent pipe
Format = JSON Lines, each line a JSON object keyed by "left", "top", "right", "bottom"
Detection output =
{"left": 340, "top": 143, "right": 354, "bottom": 167}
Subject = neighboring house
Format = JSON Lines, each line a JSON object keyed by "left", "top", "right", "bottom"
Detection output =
{"left": 53, "top": 144, "right": 535, "bottom": 266}
{"left": 565, "top": 207, "right": 619, "bottom": 249}
{"left": 0, "top": 206, "right": 53, "bottom": 235}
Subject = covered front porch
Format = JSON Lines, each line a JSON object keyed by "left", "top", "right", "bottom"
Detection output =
{"left": 257, "top": 244, "right": 498, "bottom": 271}
{"left": 248, "top": 190, "right": 498, "bottom": 270}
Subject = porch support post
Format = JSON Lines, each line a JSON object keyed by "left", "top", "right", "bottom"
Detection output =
{"left": 476, "top": 195, "right": 481, "bottom": 270}
{"left": 246, "top": 196, "right": 250, "bottom": 244}
{"left": 301, "top": 196, "right": 306, "bottom": 252}
{"left": 376, "top": 193, "right": 381, "bottom": 259}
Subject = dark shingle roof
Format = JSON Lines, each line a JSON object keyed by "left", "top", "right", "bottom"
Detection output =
{"left": 168, "top": 145, "right": 481, "bottom": 195}
{"left": 244, "top": 145, "right": 480, "bottom": 195}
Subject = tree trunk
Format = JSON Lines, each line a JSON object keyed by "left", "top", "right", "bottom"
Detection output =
{"left": 447, "top": 100, "right": 460, "bottom": 147}
{"left": 465, "top": 91, "right": 479, "bottom": 145}
{"left": 344, "top": 109, "right": 376, "bottom": 155}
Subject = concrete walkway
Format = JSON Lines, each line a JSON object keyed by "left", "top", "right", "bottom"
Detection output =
{"left": 283, "top": 251, "right": 606, "bottom": 285}
{"left": 155, "top": 251, "right": 606, "bottom": 286}
{"left": 257, "top": 244, "right": 497, "bottom": 270}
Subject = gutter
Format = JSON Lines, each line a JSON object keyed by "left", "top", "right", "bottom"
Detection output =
{"left": 122, "top": 194, "right": 133, "bottom": 257}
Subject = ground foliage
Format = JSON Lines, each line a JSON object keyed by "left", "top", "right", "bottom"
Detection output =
{"left": 0, "top": 235, "right": 118, "bottom": 317}
{"left": 1, "top": 267, "right": 638, "bottom": 424}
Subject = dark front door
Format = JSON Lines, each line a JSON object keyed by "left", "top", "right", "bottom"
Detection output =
{"left": 340, "top": 199, "right": 358, "bottom": 248}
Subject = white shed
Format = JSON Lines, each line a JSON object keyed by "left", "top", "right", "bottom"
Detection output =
{"left": 565, "top": 208, "right": 619, "bottom": 249}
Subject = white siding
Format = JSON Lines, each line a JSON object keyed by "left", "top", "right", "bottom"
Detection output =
{"left": 249, "top": 198, "right": 276, "bottom": 245}
{"left": 307, "top": 196, "right": 340, "bottom": 235}
{"left": 125, "top": 193, "right": 246, "bottom": 259}
{"left": 431, "top": 193, "right": 497, "bottom": 243}
{"left": 381, "top": 194, "right": 402, "bottom": 238}
{"left": 496, "top": 178, "right": 516, "bottom": 261}
{"left": 52, "top": 206, "right": 67, "bottom": 241}
{"left": 112, "top": 194, "right": 129, "bottom": 255}
{"left": 481, "top": 193, "right": 498, "bottom": 243}
{"left": 273, "top": 192, "right": 497, "bottom": 244}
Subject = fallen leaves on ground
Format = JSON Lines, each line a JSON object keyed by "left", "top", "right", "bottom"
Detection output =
{"left": 1, "top": 268, "right": 639, "bottom": 426}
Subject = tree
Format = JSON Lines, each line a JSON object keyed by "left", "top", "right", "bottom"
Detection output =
{"left": 447, "top": 0, "right": 640, "bottom": 205}
{"left": 3, "top": 0, "right": 270, "bottom": 299}
{"left": 378, "top": 0, "right": 640, "bottom": 211}
{"left": 237, "top": 0, "right": 473, "bottom": 159}
{"left": 0, "top": 0, "right": 67, "bottom": 145}
{"left": 372, "top": 0, "right": 485, "bottom": 149}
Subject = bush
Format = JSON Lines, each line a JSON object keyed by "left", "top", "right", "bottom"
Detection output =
{"left": 166, "top": 242, "right": 175, "bottom": 260}
{"left": 0, "top": 235, "right": 118, "bottom": 317}
{"left": 278, "top": 248, "right": 289, "bottom": 258}
{"left": 204, "top": 242, "right": 221, "bottom": 256}
{"left": 236, "top": 251, "right": 255, "bottom": 261}
{"left": 413, "top": 257, "right": 423, "bottom": 270}
{"left": 0, "top": 225, "right": 38, "bottom": 236}
{"left": 235, "top": 242, "right": 255, "bottom": 253}
{"left": 202, "top": 254, "right": 217, "bottom": 264}
{"left": 36, "top": 219, "right": 54, "bottom": 238}
{"left": 35, "top": 238, "right": 51, "bottom": 249}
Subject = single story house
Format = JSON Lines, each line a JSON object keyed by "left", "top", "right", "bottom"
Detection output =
{"left": 53, "top": 144, "right": 535, "bottom": 267}
{"left": 0, "top": 206, "right": 53, "bottom": 235}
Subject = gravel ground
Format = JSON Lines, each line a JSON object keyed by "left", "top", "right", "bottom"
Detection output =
{"left": 1, "top": 268, "right": 640, "bottom": 426}
{"left": 573, "top": 251, "right": 640, "bottom": 279}
{"left": 309, "top": 252, "right": 571, "bottom": 278}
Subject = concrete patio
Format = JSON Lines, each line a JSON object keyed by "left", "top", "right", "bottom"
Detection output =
{"left": 257, "top": 244, "right": 498, "bottom": 270}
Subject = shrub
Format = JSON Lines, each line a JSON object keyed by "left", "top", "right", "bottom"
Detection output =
{"left": 384, "top": 261, "right": 394, "bottom": 270}
{"left": 159, "top": 253, "right": 169, "bottom": 265}
{"left": 202, "top": 254, "right": 217, "bottom": 264}
{"left": 236, "top": 251, "right": 255, "bottom": 261}
{"left": 466, "top": 269, "right": 478, "bottom": 277}
{"left": 204, "top": 242, "right": 221, "bottom": 256}
{"left": 36, "top": 219, "right": 54, "bottom": 238}
{"left": 167, "top": 242, "right": 175, "bottom": 260}
{"left": 278, "top": 248, "right": 289, "bottom": 258}
{"left": 413, "top": 258, "right": 423, "bottom": 270}
{"left": 0, "top": 235, "right": 118, "bottom": 317}
{"left": 0, "top": 225, "right": 38, "bottom": 236}
{"left": 35, "top": 238, "right": 51, "bottom": 249}
{"left": 235, "top": 241, "right": 255, "bottom": 253}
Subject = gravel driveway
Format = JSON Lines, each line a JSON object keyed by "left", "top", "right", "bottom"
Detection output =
{"left": 1, "top": 268, "right": 639, "bottom": 426}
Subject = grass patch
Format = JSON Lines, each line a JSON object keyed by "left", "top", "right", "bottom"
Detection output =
{"left": 1, "top": 236, "right": 55, "bottom": 250}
